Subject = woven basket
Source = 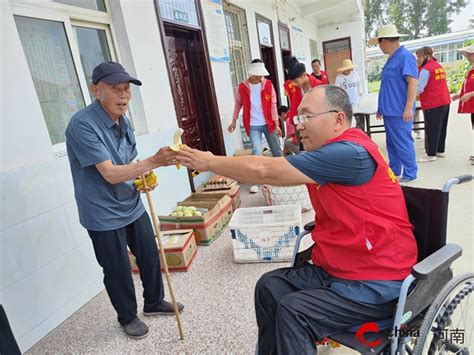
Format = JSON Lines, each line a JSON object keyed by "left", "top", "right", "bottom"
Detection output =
{"left": 261, "top": 184, "right": 312, "bottom": 213}
{"left": 229, "top": 205, "right": 302, "bottom": 263}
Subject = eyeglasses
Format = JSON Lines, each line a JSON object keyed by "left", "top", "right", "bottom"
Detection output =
{"left": 293, "top": 110, "right": 339, "bottom": 125}
{"left": 378, "top": 38, "right": 385, "bottom": 44}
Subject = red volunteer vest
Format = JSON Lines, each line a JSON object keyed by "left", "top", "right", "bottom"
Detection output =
{"left": 458, "top": 68, "right": 474, "bottom": 114}
{"left": 419, "top": 59, "right": 451, "bottom": 110}
{"left": 238, "top": 80, "right": 276, "bottom": 135}
{"left": 311, "top": 70, "right": 329, "bottom": 85}
{"left": 306, "top": 129, "right": 417, "bottom": 280}
{"left": 284, "top": 74, "right": 319, "bottom": 137}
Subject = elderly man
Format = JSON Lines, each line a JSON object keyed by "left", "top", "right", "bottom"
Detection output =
{"left": 65, "top": 61, "right": 183, "bottom": 339}
{"left": 369, "top": 24, "right": 419, "bottom": 183}
{"left": 176, "top": 85, "right": 417, "bottom": 354}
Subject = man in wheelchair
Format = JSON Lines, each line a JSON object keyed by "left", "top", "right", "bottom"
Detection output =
{"left": 175, "top": 86, "right": 471, "bottom": 354}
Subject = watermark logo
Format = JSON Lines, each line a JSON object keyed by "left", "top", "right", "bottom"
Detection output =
{"left": 355, "top": 322, "right": 466, "bottom": 347}
{"left": 355, "top": 322, "right": 382, "bottom": 347}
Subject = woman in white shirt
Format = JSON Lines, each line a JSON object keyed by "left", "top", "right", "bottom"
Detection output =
{"left": 335, "top": 59, "right": 362, "bottom": 107}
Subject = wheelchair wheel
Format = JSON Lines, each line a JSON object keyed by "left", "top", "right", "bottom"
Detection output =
{"left": 413, "top": 272, "right": 474, "bottom": 355}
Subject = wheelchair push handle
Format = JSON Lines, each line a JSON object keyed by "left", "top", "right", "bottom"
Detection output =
{"left": 455, "top": 174, "right": 473, "bottom": 184}
{"left": 442, "top": 174, "right": 473, "bottom": 192}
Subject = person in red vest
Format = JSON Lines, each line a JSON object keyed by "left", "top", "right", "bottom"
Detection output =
{"left": 288, "top": 63, "right": 320, "bottom": 96}
{"left": 283, "top": 56, "right": 301, "bottom": 148}
{"left": 415, "top": 46, "right": 451, "bottom": 162}
{"left": 452, "top": 44, "right": 474, "bottom": 165}
{"left": 229, "top": 59, "right": 282, "bottom": 157}
{"left": 311, "top": 58, "right": 329, "bottom": 85}
{"left": 229, "top": 59, "right": 282, "bottom": 192}
{"left": 175, "top": 85, "right": 417, "bottom": 354}
{"left": 286, "top": 63, "right": 320, "bottom": 150}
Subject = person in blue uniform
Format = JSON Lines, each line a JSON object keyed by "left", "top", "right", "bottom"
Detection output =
{"left": 369, "top": 24, "right": 418, "bottom": 183}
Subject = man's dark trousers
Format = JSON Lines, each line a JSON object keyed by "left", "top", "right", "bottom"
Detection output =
{"left": 255, "top": 263, "right": 396, "bottom": 355}
{"left": 88, "top": 211, "right": 164, "bottom": 325}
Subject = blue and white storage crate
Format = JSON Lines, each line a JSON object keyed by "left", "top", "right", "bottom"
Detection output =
{"left": 229, "top": 205, "right": 302, "bottom": 263}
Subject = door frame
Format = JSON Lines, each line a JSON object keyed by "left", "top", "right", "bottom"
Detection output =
{"left": 255, "top": 12, "right": 281, "bottom": 102}
{"left": 278, "top": 21, "right": 291, "bottom": 82}
{"left": 322, "top": 36, "right": 352, "bottom": 82}
{"left": 322, "top": 36, "right": 352, "bottom": 57}
{"left": 153, "top": 1, "right": 226, "bottom": 190}
{"left": 277, "top": 21, "right": 291, "bottom": 54}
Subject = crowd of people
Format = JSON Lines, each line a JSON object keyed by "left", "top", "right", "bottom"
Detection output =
{"left": 56, "top": 21, "right": 473, "bottom": 354}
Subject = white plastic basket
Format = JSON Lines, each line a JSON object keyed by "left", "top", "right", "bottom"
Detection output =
{"left": 229, "top": 205, "right": 302, "bottom": 263}
{"left": 261, "top": 185, "right": 312, "bottom": 213}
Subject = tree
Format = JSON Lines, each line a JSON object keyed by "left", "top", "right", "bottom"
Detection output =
{"left": 426, "top": 0, "right": 451, "bottom": 36}
{"left": 364, "top": 0, "right": 386, "bottom": 40}
{"left": 387, "top": 0, "right": 410, "bottom": 36}
{"left": 406, "top": 0, "right": 426, "bottom": 39}
{"left": 365, "top": 0, "right": 468, "bottom": 41}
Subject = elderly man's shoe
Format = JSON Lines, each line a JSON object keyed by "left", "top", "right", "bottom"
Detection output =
{"left": 122, "top": 317, "right": 149, "bottom": 339}
{"left": 143, "top": 300, "right": 184, "bottom": 316}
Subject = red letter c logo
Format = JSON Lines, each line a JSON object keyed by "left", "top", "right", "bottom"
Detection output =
{"left": 355, "top": 322, "right": 382, "bottom": 347}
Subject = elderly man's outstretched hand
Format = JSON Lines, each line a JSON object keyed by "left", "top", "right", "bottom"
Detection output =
{"left": 176, "top": 146, "right": 214, "bottom": 172}
{"left": 151, "top": 146, "right": 180, "bottom": 167}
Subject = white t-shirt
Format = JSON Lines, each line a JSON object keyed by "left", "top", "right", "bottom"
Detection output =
{"left": 335, "top": 70, "right": 362, "bottom": 106}
{"left": 249, "top": 83, "right": 267, "bottom": 126}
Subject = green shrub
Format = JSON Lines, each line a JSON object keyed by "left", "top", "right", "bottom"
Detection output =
{"left": 446, "top": 39, "right": 473, "bottom": 93}
{"left": 446, "top": 60, "right": 470, "bottom": 94}
{"left": 368, "top": 80, "right": 381, "bottom": 93}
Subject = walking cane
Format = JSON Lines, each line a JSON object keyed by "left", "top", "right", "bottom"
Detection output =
{"left": 140, "top": 173, "right": 185, "bottom": 340}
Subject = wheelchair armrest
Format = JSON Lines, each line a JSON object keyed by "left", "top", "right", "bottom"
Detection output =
{"left": 412, "top": 243, "right": 462, "bottom": 280}
{"left": 304, "top": 221, "right": 315, "bottom": 232}
{"left": 291, "top": 230, "right": 314, "bottom": 268}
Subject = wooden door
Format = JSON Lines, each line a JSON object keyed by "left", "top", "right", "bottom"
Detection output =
{"left": 165, "top": 34, "right": 202, "bottom": 150}
{"left": 164, "top": 27, "right": 224, "bottom": 157}
{"left": 323, "top": 37, "right": 352, "bottom": 84}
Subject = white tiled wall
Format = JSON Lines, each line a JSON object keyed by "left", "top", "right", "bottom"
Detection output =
{"left": 0, "top": 158, "right": 103, "bottom": 351}
{"left": 0, "top": 206, "right": 75, "bottom": 291}
{"left": 0, "top": 133, "right": 192, "bottom": 352}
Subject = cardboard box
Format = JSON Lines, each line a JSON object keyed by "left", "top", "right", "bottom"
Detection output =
{"left": 233, "top": 148, "right": 252, "bottom": 156}
{"left": 202, "top": 175, "right": 236, "bottom": 190}
{"left": 196, "top": 184, "right": 241, "bottom": 210}
{"left": 128, "top": 229, "right": 197, "bottom": 272}
{"left": 160, "top": 229, "right": 197, "bottom": 272}
{"left": 158, "top": 194, "right": 233, "bottom": 245}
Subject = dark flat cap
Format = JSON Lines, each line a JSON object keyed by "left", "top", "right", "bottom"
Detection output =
{"left": 92, "top": 61, "right": 142, "bottom": 86}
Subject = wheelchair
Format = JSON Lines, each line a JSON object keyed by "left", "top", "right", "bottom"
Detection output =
{"left": 291, "top": 174, "right": 473, "bottom": 355}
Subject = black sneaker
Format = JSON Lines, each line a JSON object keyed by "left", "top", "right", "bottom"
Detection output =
{"left": 122, "top": 317, "right": 149, "bottom": 339}
{"left": 143, "top": 300, "right": 184, "bottom": 316}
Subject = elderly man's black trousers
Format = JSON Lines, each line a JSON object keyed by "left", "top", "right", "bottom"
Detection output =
{"left": 88, "top": 211, "right": 164, "bottom": 325}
